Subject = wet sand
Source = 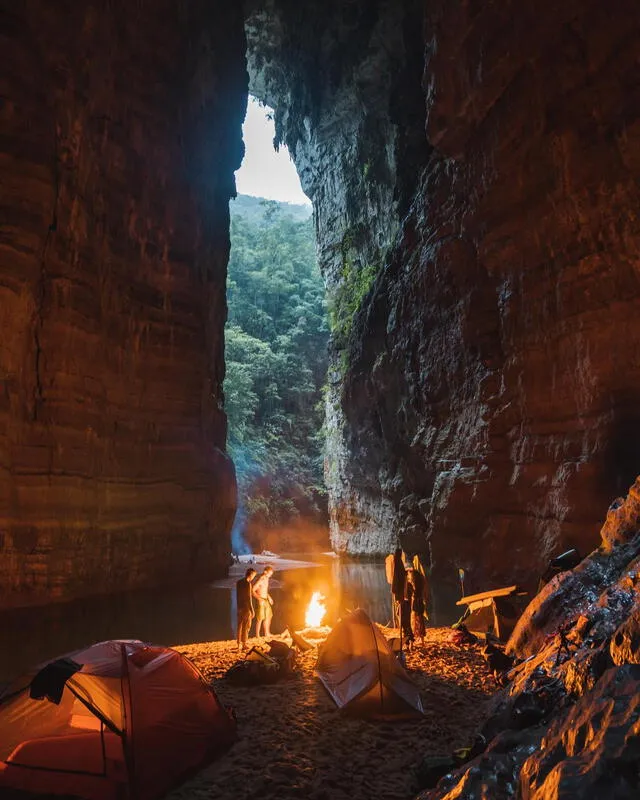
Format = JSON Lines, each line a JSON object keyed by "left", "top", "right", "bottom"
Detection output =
{"left": 168, "top": 627, "right": 497, "bottom": 800}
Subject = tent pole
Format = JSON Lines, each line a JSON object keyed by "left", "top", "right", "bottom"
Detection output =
{"left": 367, "top": 615, "right": 385, "bottom": 714}
{"left": 121, "top": 643, "right": 137, "bottom": 800}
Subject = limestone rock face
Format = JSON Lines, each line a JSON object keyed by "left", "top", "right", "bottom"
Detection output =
{"left": 520, "top": 665, "right": 640, "bottom": 799}
{"left": 347, "top": 0, "right": 640, "bottom": 587}
{"left": 254, "top": 0, "right": 640, "bottom": 583}
{"left": 245, "top": 0, "right": 429, "bottom": 557}
{"left": 418, "top": 479, "right": 640, "bottom": 799}
{"left": 0, "top": 1, "right": 246, "bottom": 606}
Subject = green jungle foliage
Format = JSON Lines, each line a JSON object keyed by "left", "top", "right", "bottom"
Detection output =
{"left": 327, "top": 226, "right": 378, "bottom": 350}
{"left": 225, "top": 195, "right": 329, "bottom": 536}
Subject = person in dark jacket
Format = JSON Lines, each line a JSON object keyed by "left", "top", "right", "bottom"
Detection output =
{"left": 407, "top": 569, "right": 427, "bottom": 645}
{"left": 236, "top": 568, "right": 257, "bottom": 651}
{"left": 400, "top": 590, "right": 414, "bottom": 649}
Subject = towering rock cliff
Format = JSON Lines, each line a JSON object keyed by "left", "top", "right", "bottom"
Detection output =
{"left": 348, "top": 0, "right": 640, "bottom": 590}
{"left": 246, "top": 0, "right": 640, "bottom": 591}
{"left": 245, "top": 0, "right": 429, "bottom": 556}
{"left": 3, "top": 0, "right": 639, "bottom": 606}
{"left": 0, "top": 1, "right": 246, "bottom": 606}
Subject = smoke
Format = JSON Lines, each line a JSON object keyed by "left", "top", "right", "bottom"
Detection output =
{"left": 231, "top": 496, "right": 252, "bottom": 555}
{"left": 228, "top": 442, "right": 259, "bottom": 555}
{"left": 250, "top": 520, "right": 330, "bottom": 554}
{"left": 227, "top": 441, "right": 330, "bottom": 555}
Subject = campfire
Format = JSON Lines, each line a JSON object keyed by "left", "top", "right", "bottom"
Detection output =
{"left": 305, "top": 591, "right": 327, "bottom": 628}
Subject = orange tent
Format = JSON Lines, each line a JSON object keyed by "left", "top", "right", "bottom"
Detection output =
{"left": 316, "top": 609, "right": 424, "bottom": 718}
{"left": 0, "top": 640, "right": 235, "bottom": 800}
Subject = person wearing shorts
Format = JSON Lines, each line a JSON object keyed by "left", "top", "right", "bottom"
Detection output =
{"left": 252, "top": 565, "right": 274, "bottom": 638}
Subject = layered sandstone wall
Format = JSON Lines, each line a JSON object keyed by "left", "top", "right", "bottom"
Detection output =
{"left": 0, "top": 1, "right": 246, "bottom": 606}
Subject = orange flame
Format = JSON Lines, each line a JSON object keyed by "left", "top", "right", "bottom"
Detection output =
{"left": 305, "top": 591, "right": 327, "bottom": 628}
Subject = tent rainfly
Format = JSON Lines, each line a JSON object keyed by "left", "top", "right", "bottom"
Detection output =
{"left": 455, "top": 585, "right": 523, "bottom": 641}
{"left": 0, "top": 640, "right": 235, "bottom": 800}
{"left": 315, "top": 609, "right": 423, "bottom": 718}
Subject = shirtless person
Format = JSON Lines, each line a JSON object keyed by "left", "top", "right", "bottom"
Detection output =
{"left": 252, "top": 565, "right": 274, "bottom": 638}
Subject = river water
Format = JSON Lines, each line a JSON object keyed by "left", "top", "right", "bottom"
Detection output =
{"left": 0, "top": 554, "right": 459, "bottom": 683}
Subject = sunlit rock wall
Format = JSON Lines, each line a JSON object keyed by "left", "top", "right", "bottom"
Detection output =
{"left": 345, "top": 0, "right": 640, "bottom": 588}
{"left": 247, "top": 0, "right": 640, "bottom": 590}
{"left": 0, "top": 1, "right": 245, "bottom": 607}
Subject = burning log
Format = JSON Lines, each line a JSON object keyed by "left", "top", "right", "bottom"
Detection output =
{"left": 289, "top": 628, "right": 314, "bottom": 652}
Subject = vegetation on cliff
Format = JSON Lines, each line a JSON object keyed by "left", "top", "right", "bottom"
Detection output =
{"left": 225, "top": 195, "right": 329, "bottom": 545}
{"left": 327, "top": 226, "right": 379, "bottom": 350}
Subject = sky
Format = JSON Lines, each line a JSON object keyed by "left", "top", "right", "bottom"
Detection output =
{"left": 235, "top": 96, "right": 311, "bottom": 206}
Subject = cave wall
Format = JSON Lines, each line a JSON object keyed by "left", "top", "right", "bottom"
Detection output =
{"left": 348, "top": 0, "right": 640, "bottom": 589}
{"left": 245, "top": 0, "right": 429, "bottom": 556}
{"left": 0, "top": 1, "right": 246, "bottom": 607}
{"left": 246, "top": 0, "right": 640, "bottom": 590}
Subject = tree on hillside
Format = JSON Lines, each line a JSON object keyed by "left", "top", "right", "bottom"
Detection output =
{"left": 225, "top": 197, "right": 329, "bottom": 548}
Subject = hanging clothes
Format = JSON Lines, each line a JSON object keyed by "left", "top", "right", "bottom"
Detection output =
{"left": 390, "top": 548, "right": 406, "bottom": 629}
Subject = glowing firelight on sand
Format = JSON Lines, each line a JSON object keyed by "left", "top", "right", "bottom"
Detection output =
{"left": 305, "top": 592, "right": 327, "bottom": 628}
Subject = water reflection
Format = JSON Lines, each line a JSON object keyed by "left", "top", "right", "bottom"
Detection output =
{"left": 1, "top": 555, "right": 470, "bottom": 683}
{"left": 0, "top": 585, "right": 233, "bottom": 683}
{"left": 0, "top": 556, "right": 395, "bottom": 682}
{"left": 271, "top": 557, "right": 393, "bottom": 632}
{"left": 0, "top": 555, "right": 465, "bottom": 683}
{"left": 331, "top": 559, "right": 393, "bottom": 624}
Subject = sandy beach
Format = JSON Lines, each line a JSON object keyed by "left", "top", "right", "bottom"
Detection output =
{"left": 168, "top": 627, "right": 497, "bottom": 800}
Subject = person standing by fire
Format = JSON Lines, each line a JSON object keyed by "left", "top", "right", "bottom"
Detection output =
{"left": 252, "top": 565, "right": 275, "bottom": 638}
{"left": 236, "top": 567, "right": 257, "bottom": 651}
{"left": 407, "top": 568, "right": 428, "bottom": 645}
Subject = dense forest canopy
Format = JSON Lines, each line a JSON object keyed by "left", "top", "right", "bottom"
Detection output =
{"left": 225, "top": 195, "right": 330, "bottom": 552}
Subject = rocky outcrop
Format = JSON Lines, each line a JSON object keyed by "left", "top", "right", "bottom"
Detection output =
{"left": 418, "top": 477, "right": 640, "bottom": 799}
{"left": 0, "top": 1, "right": 246, "bottom": 606}
{"left": 508, "top": 476, "right": 640, "bottom": 658}
{"left": 521, "top": 666, "right": 640, "bottom": 798}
